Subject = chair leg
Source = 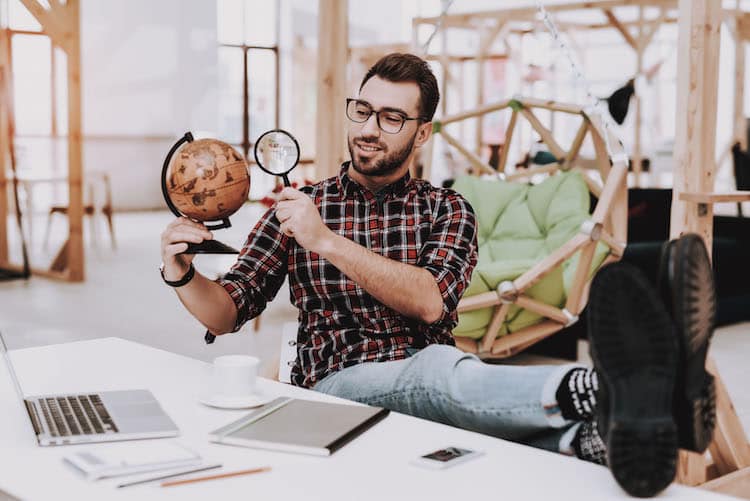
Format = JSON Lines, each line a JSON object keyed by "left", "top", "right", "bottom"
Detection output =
{"left": 43, "top": 211, "right": 55, "bottom": 251}
{"left": 103, "top": 207, "right": 116, "bottom": 249}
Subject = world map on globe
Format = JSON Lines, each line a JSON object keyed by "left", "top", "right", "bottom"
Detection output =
{"left": 166, "top": 138, "right": 250, "bottom": 221}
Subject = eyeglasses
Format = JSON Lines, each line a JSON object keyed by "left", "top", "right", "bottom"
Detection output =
{"left": 345, "top": 98, "right": 424, "bottom": 134}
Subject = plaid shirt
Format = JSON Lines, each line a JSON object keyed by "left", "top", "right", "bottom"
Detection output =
{"left": 219, "top": 163, "right": 477, "bottom": 388}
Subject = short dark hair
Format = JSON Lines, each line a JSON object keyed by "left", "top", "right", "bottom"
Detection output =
{"left": 360, "top": 53, "right": 440, "bottom": 122}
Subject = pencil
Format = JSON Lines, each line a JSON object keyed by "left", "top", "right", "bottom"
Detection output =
{"left": 160, "top": 466, "right": 271, "bottom": 487}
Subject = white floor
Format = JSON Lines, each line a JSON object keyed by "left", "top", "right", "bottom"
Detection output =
{"left": 2, "top": 208, "right": 750, "bottom": 433}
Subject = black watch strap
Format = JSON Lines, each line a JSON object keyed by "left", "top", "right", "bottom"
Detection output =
{"left": 161, "top": 262, "right": 195, "bottom": 287}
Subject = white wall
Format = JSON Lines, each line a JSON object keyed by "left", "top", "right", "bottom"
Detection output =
{"left": 81, "top": 0, "right": 218, "bottom": 210}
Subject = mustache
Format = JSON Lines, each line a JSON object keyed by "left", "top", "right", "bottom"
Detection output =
{"left": 354, "top": 137, "right": 385, "bottom": 148}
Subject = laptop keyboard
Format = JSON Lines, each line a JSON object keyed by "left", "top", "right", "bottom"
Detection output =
{"left": 38, "top": 395, "right": 119, "bottom": 437}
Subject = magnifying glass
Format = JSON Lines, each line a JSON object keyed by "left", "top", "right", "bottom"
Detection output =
{"left": 253, "top": 129, "right": 301, "bottom": 187}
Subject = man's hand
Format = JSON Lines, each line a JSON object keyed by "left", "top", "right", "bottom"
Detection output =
{"left": 275, "top": 188, "right": 333, "bottom": 254}
{"left": 160, "top": 217, "right": 213, "bottom": 280}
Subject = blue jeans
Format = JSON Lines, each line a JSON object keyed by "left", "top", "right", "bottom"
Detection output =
{"left": 313, "top": 344, "right": 579, "bottom": 453}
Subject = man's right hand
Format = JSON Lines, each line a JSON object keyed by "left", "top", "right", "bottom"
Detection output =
{"left": 160, "top": 217, "right": 213, "bottom": 281}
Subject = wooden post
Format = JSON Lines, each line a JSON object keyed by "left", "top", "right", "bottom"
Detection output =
{"left": 632, "top": 6, "right": 644, "bottom": 186}
{"left": 66, "top": 0, "right": 84, "bottom": 281}
{"left": 669, "top": 0, "right": 721, "bottom": 249}
{"left": 734, "top": 3, "right": 746, "bottom": 150}
{"left": 16, "top": 0, "right": 85, "bottom": 281}
{"left": 315, "top": 0, "right": 348, "bottom": 180}
{"left": 0, "top": 31, "right": 10, "bottom": 265}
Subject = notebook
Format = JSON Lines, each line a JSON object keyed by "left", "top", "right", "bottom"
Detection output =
{"left": 209, "top": 397, "right": 390, "bottom": 456}
{"left": 63, "top": 441, "right": 202, "bottom": 480}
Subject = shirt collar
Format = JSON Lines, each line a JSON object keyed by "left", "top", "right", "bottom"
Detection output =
{"left": 337, "top": 162, "right": 412, "bottom": 200}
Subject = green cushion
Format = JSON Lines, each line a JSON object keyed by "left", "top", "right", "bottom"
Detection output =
{"left": 452, "top": 171, "right": 609, "bottom": 339}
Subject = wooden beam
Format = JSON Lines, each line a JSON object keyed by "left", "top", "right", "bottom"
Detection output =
{"left": 734, "top": 7, "right": 747, "bottom": 149}
{"left": 702, "top": 466, "right": 750, "bottom": 498}
{"left": 481, "top": 302, "right": 511, "bottom": 353}
{"left": 0, "top": 33, "right": 10, "bottom": 265}
{"left": 490, "top": 320, "right": 561, "bottom": 357}
{"left": 440, "top": 129, "right": 495, "bottom": 175}
{"left": 519, "top": 107, "right": 566, "bottom": 159}
{"left": 498, "top": 110, "right": 518, "bottom": 174}
{"left": 603, "top": 9, "right": 639, "bottom": 51}
{"left": 669, "top": 0, "right": 721, "bottom": 249}
{"left": 315, "top": 0, "right": 348, "bottom": 180}
{"left": 679, "top": 191, "right": 750, "bottom": 204}
{"left": 440, "top": 99, "right": 511, "bottom": 126}
{"left": 64, "top": 0, "right": 84, "bottom": 281}
{"left": 413, "top": 0, "right": 678, "bottom": 28}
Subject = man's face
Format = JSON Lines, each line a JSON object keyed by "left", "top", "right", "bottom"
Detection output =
{"left": 347, "top": 76, "right": 425, "bottom": 179}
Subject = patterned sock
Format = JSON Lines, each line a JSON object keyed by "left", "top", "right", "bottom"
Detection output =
{"left": 555, "top": 368, "right": 599, "bottom": 421}
{"left": 573, "top": 419, "right": 608, "bottom": 465}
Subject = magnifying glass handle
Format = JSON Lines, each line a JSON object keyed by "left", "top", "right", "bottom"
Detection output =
{"left": 282, "top": 174, "right": 291, "bottom": 187}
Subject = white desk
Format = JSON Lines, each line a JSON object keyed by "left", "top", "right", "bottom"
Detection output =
{"left": 0, "top": 338, "right": 732, "bottom": 500}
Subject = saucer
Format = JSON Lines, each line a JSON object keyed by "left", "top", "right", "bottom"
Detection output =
{"left": 199, "top": 391, "right": 274, "bottom": 409}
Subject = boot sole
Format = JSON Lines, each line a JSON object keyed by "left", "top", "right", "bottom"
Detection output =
{"left": 660, "top": 234, "right": 717, "bottom": 452}
{"left": 589, "top": 263, "right": 678, "bottom": 498}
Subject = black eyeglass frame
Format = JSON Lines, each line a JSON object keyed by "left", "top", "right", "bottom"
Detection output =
{"left": 345, "top": 98, "right": 426, "bottom": 134}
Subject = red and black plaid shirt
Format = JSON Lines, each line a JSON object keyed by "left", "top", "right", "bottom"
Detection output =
{"left": 219, "top": 163, "right": 477, "bottom": 388}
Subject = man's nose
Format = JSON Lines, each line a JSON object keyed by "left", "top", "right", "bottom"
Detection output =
{"left": 360, "top": 113, "right": 381, "bottom": 137}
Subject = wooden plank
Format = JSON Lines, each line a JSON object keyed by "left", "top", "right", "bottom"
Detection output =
{"left": 706, "top": 357, "right": 750, "bottom": 472}
{"left": 599, "top": 229, "right": 626, "bottom": 257}
{"left": 702, "top": 466, "right": 750, "bottom": 498}
{"left": 64, "top": 0, "right": 84, "bottom": 281}
{"left": 564, "top": 241, "right": 597, "bottom": 315}
{"left": 481, "top": 302, "right": 511, "bottom": 353}
{"left": 676, "top": 450, "right": 709, "bottom": 486}
{"left": 18, "top": 0, "right": 67, "bottom": 49}
{"left": 734, "top": 9, "right": 747, "bottom": 150}
{"left": 315, "top": 0, "right": 348, "bottom": 180}
{"left": 505, "top": 163, "right": 559, "bottom": 182}
{"left": 603, "top": 9, "right": 639, "bottom": 50}
{"left": 498, "top": 110, "right": 517, "bottom": 174}
{"left": 519, "top": 108, "right": 565, "bottom": 159}
{"left": 679, "top": 191, "right": 750, "bottom": 203}
{"left": 440, "top": 99, "right": 511, "bottom": 126}
{"left": 669, "top": 0, "right": 721, "bottom": 250}
{"left": 457, "top": 290, "right": 501, "bottom": 313}
{"left": 513, "top": 233, "right": 589, "bottom": 293}
{"left": 516, "top": 96, "right": 584, "bottom": 115}
{"left": 490, "top": 320, "right": 561, "bottom": 357}
{"left": 440, "top": 129, "right": 495, "bottom": 175}
{"left": 514, "top": 295, "right": 570, "bottom": 325}
{"left": 591, "top": 162, "right": 628, "bottom": 226}
{"left": 562, "top": 120, "right": 588, "bottom": 170}
{"left": 0, "top": 34, "right": 10, "bottom": 265}
{"left": 413, "top": 0, "right": 677, "bottom": 28}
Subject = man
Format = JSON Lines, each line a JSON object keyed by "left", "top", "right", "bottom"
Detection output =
{"left": 160, "top": 53, "right": 715, "bottom": 497}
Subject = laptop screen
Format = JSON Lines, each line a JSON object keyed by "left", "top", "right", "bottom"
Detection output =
{"left": 0, "top": 330, "right": 28, "bottom": 402}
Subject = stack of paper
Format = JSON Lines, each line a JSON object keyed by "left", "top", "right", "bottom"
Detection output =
{"left": 63, "top": 441, "right": 202, "bottom": 481}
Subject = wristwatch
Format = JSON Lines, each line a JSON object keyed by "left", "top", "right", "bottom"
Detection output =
{"left": 159, "top": 262, "right": 195, "bottom": 287}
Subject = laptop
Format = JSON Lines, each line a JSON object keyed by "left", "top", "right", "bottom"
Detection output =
{"left": 0, "top": 331, "right": 179, "bottom": 446}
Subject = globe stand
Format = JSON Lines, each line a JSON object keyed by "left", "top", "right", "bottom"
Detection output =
{"left": 161, "top": 132, "right": 244, "bottom": 255}
{"left": 185, "top": 239, "right": 239, "bottom": 254}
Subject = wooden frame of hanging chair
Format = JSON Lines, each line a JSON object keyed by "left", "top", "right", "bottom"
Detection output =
{"left": 428, "top": 96, "right": 628, "bottom": 358}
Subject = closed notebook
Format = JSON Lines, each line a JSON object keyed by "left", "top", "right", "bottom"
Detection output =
{"left": 63, "top": 441, "right": 201, "bottom": 480}
{"left": 209, "top": 397, "right": 389, "bottom": 456}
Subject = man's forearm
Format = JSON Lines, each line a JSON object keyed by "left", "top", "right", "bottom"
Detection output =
{"left": 318, "top": 233, "right": 444, "bottom": 324}
{"left": 173, "top": 271, "right": 238, "bottom": 335}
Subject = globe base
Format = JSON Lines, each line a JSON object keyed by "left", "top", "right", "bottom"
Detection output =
{"left": 180, "top": 239, "right": 239, "bottom": 255}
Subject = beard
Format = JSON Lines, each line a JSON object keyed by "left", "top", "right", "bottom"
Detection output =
{"left": 348, "top": 131, "right": 417, "bottom": 178}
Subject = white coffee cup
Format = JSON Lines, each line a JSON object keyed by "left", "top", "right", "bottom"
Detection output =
{"left": 211, "top": 355, "right": 259, "bottom": 397}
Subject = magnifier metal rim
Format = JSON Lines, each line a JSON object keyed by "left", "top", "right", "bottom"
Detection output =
{"left": 253, "top": 129, "right": 301, "bottom": 177}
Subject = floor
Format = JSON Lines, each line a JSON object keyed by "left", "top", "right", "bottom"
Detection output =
{"left": 2, "top": 208, "right": 750, "bottom": 435}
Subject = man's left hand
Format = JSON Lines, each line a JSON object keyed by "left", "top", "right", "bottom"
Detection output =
{"left": 275, "top": 187, "right": 333, "bottom": 254}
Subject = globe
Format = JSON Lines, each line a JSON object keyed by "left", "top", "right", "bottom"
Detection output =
{"left": 165, "top": 138, "right": 250, "bottom": 221}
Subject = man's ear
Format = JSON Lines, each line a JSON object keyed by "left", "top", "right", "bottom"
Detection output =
{"left": 414, "top": 121, "right": 432, "bottom": 148}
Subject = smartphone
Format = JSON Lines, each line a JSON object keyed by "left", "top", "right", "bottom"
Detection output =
{"left": 410, "top": 447, "right": 484, "bottom": 469}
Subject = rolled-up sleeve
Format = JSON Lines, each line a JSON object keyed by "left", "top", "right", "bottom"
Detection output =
{"left": 217, "top": 208, "right": 290, "bottom": 332}
{"left": 418, "top": 192, "right": 478, "bottom": 326}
